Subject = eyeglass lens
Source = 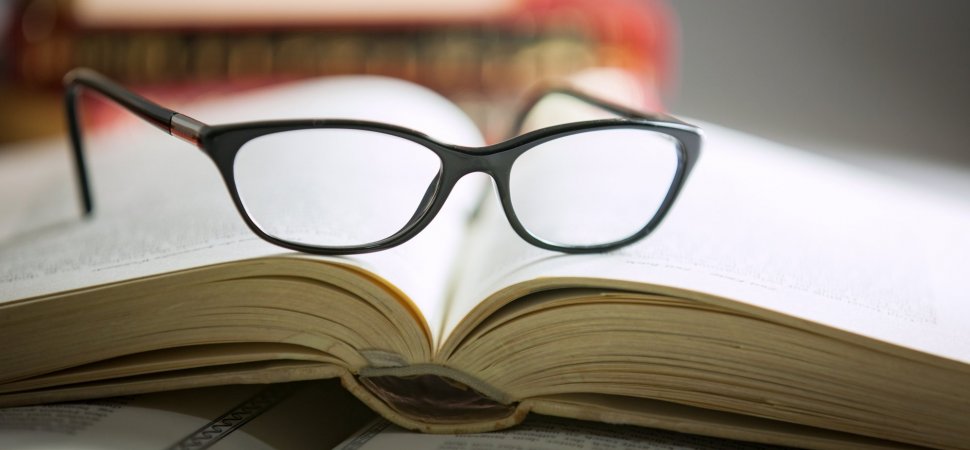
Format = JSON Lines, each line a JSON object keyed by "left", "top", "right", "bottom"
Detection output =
{"left": 509, "top": 128, "right": 679, "bottom": 247}
{"left": 233, "top": 128, "right": 441, "bottom": 247}
{"left": 232, "top": 126, "right": 679, "bottom": 250}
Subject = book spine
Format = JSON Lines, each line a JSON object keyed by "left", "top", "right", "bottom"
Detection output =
{"left": 358, "top": 371, "right": 515, "bottom": 425}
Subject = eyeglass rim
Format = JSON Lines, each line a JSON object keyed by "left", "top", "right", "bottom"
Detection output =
{"left": 203, "top": 118, "right": 699, "bottom": 255}
{"left": 63, "top": 67, "right": 702, "bottom": 255}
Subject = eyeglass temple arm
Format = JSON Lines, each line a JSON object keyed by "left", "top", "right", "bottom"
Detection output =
{"left": 511, "top": 86, "right": 689, "bottom": 135}
{"left": 63, "top": 67, "right": 208, "bottom": 216}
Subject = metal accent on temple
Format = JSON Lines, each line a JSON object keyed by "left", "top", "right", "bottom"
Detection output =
{"left": 170, "top": 114, "right": 206, "bottom": 145}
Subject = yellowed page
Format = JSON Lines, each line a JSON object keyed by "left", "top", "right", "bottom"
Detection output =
{"left": 0, "top": 76, "right": 484, "bottom": 347}
{"left": 444, "top": 121, "right": 970, "bottom": 364}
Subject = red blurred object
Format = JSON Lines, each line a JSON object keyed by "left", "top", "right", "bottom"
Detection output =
{"left": 6, "top": 0, "right": 676, "bottom": 140}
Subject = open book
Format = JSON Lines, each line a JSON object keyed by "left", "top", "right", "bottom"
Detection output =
{"left": 1, "top": 75, "right": 969, "bottom": 450}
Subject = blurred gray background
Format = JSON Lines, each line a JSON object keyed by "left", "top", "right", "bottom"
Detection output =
{"left": 666, "top": 0, "right": 970, "bottom": 193}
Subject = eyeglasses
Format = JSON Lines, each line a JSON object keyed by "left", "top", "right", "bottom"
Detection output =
{"left": 64, "top": 68, "right": 701, "bottom": 255}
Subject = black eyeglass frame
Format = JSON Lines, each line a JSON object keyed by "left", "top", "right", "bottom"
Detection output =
{"left": 64, "top": 68, "right": 702, "bottom": 255}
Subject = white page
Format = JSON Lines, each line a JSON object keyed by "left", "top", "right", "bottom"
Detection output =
{"left": 334, "top": 417, "right": 776, "bottom": 450}
{"left": 0, "top": 382, "right": 371, "bottom": 450}
{"left": 445, "top": 122, "right": 970, "bottom": 363}
{"left": 0, "top": 76, "right": 484, "bottom": 346}
{"left": 0, "top": 386, "right": 272, "bottom": 449}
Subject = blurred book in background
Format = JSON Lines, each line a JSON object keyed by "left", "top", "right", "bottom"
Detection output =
{"left": 0, "top": 0, "right": 675, "bottom": 143}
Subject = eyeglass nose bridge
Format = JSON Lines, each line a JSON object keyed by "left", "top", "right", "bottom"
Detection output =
{"left": 429, "top": 148, "right": 517, "bottom": 233}
{"left": 443, "top": 146, "right": 519, "bottom": 181}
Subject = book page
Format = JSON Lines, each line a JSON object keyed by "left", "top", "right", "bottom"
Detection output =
{"left": 444, "top": 121, "right": 970, "bottom": 363}
{"left": 0, "top": 76, "right": 484, "bottom": 346}
{"left": 0, "top": 381, "right": 374, "bottom": 450}
{"left": 334, "top": 416, "right": 782, "bottom": 449}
